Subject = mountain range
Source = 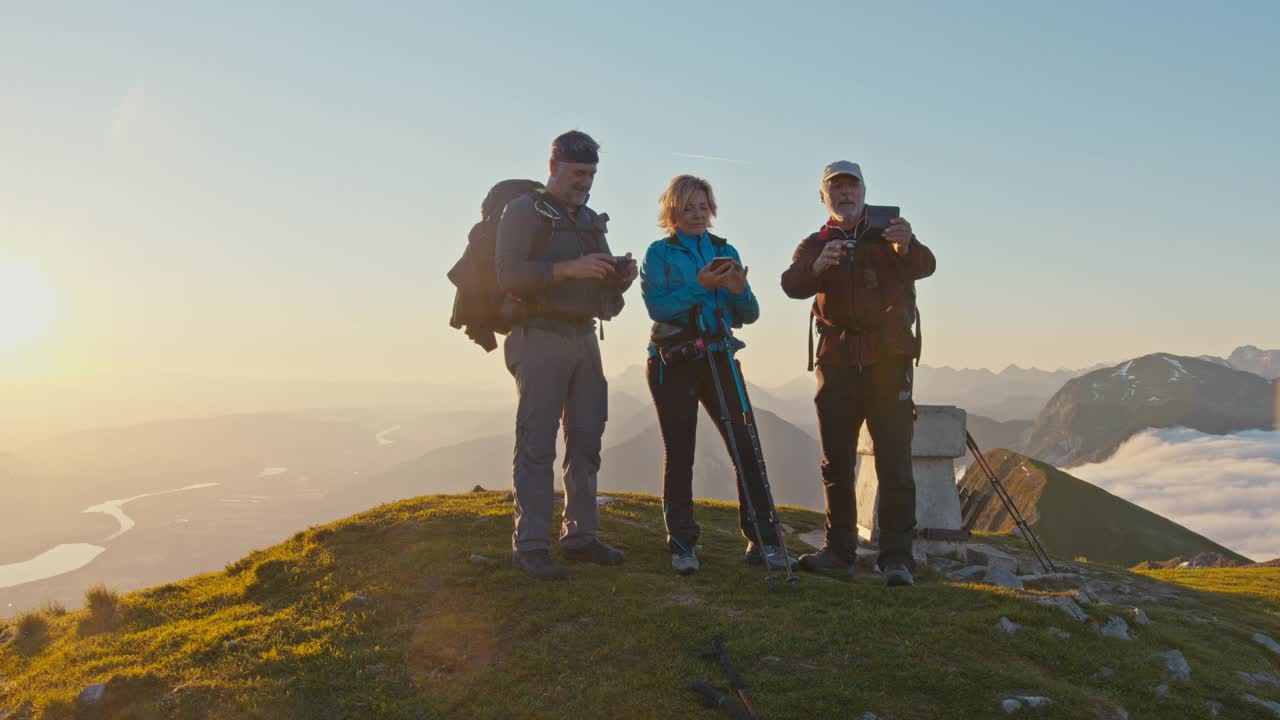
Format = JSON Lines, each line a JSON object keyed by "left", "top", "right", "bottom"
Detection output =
{"left": 1021, "top": 353, "right": 1276, "bottom": 467}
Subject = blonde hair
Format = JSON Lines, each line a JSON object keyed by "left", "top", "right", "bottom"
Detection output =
{"left": 657, "top": 175, "right": 718, "bottom": 235}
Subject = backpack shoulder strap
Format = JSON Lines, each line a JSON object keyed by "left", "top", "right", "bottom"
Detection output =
{"left": 882, "top": 246, "right": 924, "bottom": 365}
{"left": 527, "top": 190, "right": 561, "bottom": 259}
{"left": 807, "top": 312, "right": 815, "bottom": 372}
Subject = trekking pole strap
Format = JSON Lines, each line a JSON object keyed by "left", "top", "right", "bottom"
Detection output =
{"left": 726, "top": 346, "right": 752, "bottom": 420}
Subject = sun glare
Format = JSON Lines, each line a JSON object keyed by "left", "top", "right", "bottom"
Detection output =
{"left": 0, "top": 258, "right": 55, "bottom": 357}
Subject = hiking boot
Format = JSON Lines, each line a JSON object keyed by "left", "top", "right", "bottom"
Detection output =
{"left": 511, "top": 549, "right": 566, "bottom": 580}
{"left": 561, "top": 539, "right": 625, "bottom": 566}
{"left": 798, "top": 544, "right": 855, "bottom": 575}
{"left": 744, "top": 542, "right": 798, "bottom": 571}
{"left": 883, "top": 564, "right": 914, "bottom": 587}
{"left": 671, "top": 549, "right": 700, "bottom": 575}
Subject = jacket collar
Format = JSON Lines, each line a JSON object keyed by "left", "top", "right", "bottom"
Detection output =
{"left": 817, "top": 216, "right": 866, "bottom": 242}
{"left": 533, "top": 188, "right": 592, "bottom": 223}
{"left": 665, "top": 231, "right": 728, "bottom": 247}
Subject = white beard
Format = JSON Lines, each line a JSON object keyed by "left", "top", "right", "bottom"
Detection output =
{"left": 833, "top": 203, "right": 863, "bottom": 223}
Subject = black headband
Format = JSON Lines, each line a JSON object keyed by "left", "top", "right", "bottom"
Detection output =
{"left": 551, "top": 145, "right": 599, "bottom": 164}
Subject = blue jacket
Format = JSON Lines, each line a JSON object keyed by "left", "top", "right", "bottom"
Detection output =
{"left": 640, "top": 231, "right": 759, "bottom": 356}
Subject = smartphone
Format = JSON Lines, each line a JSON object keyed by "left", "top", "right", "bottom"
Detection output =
{"left": 866, "top": 205, "right": 900, "bottom": 231}
{"left": 706, "top": 256, "right": 738, "bottom": 272}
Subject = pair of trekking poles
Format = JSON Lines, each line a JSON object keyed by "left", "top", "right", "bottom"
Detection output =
{"left": 669, "top": 305, "right": 798, "bottom": 593}
{"left": 964, "top": 432, "right": 1057, "bottom": 574}
{"left": 676, "top": 307, "right": 1055, "bottom": 586}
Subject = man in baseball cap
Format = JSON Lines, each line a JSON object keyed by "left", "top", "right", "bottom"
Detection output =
{"left": 779, "top": 160, "right": 937, "bottom": 587}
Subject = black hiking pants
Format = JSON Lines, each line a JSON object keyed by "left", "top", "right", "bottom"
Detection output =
{"left": 646, "top": 353, "right": 779, "bottom": 554}
{"left": 815, "top": 357, "right": 917, "bottom": 570}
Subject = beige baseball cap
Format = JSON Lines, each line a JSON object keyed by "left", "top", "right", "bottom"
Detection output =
{"left": 821, "top": 160, "right": 864, "bottom": 188}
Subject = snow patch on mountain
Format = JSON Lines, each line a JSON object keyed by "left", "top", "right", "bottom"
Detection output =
{"left": 1158, "top": 354, "right": 1193, "bottom": 381}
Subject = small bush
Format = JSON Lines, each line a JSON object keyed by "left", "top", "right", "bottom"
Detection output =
{"left": 85, "top": 584, "right": 121, "bottom": 621}
{"left": 42, "top": 600, "right": 67, "bottom": 617}
{"left": 79, "top": 584, "right": 125, "bottom": 636}
{"left": 15, "top": 610, "right": 49, "bottom": 643}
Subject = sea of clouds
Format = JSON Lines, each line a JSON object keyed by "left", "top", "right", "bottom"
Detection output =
{"left": 1070, "top": 428, "right": 1280, "bottom": 562}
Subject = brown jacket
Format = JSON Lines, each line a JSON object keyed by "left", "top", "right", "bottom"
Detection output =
{"left": 780, "top": 220, "right": 935, "bottom": 368}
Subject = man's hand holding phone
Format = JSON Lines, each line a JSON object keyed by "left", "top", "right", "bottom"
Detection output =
{"left": 555, "top": 253, "right": 618, "bottom": 281}
{"left": 613, "top": 252, "right": 638, "bottom": 287}
{"left": 882, "top": 217, "right": 913, "bottom": 256}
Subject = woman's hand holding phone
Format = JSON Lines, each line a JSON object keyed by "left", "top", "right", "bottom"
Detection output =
{"left": 697, "top": 257, "right": 741, "bottom": 291}
{"left": 722, "top": 264, "right": 748, "bottom": 295}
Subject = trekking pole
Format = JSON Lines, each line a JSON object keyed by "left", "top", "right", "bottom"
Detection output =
{"left": 711, "top": 635, "right": 758, "bottom": 718}
{"left": 696, "top": 308, "right": 778, "bottom": 591}
{"left": 689, "top": 682, "right": 756, "bottom": 720}
{"left": 964, "top": 432, "right": 1057, "bottom": 573}
{"left": 715, "top": 309, "right": 798, "bottom": 593}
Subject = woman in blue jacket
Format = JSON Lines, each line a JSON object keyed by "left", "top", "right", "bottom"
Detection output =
{"left": 641, "top": 175, "right": 795, "bottom": 575}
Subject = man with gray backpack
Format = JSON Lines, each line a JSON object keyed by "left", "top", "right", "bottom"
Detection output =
{"left": 490, "top": 130, "right": 636, "bottom": 579}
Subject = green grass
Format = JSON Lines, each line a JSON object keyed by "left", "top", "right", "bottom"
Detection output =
{"left": 1, "top": 492, "right": 1277, "bottom": 719}
{"left": 1137, "top": 567, "right": 1280, "bottom": 619}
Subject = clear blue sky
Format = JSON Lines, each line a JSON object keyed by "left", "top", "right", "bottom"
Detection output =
{"left": 2, "top": 1, "right": 1277, "bottom": 387}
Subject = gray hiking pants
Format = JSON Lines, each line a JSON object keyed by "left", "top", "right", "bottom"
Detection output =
{"left": 504, "top": 326, "right": 608, "bottom": 552}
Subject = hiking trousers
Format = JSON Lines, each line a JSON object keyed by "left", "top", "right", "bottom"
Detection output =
{"left": 646, "top": 353, "right": 779, "bottom": 554}
{"left": 504, "top": 326, "right": 607, "bottom": 553}
{"left": 814, "top": 357, "right": 917, "bottom": 570}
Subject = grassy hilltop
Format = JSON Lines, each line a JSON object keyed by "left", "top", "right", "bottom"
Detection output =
{"left": 1, "top": 492, "right": 1278, "bottom": 719}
